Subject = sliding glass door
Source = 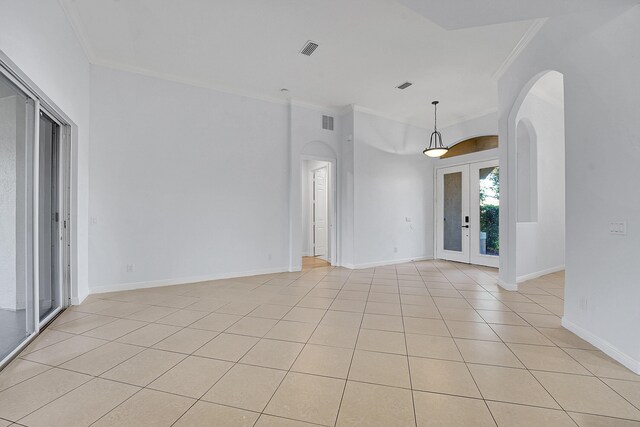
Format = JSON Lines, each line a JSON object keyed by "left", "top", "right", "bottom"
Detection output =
{"left": 0, "top": 65, "right": 69, "bottom": 367}
{"left": 0, "top": 72, "right": 36, "bottom": 362}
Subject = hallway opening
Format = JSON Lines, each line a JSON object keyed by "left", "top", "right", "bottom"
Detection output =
{"left": 301, "top": 158, "right": 333, "bottom": 268}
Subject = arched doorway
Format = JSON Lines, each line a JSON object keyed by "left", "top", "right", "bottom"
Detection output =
{"left": 502, "top": 70, "right": 566, "bottom": 288}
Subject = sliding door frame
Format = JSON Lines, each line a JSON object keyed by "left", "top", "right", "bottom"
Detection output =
{"left": 0, "top": 55, "right": 73, "bottom": 370}
{"left": 36, "top": 109, "right": 70, "bottom": 327}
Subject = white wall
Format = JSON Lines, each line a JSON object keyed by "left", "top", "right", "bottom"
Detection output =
{"left": 89, "top": 65, "right": 292, "bottom": 291}
{"left": 515, "top": 80, "right": 565, "bottom": 282}
{"left": 498, "top": 4, "right": 640, "bottom": 372}
{"left": 0, "top": 0, "right": 92, "bottom": 304}
{"left": 351, "top": 110, "right": 434, "bottom": 267}
{"left": 340, "top": 110, "right": 356, "bottom": 267}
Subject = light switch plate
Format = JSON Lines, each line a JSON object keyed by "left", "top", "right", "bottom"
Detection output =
{"left": 609, "top": 221, "right": 627, "bottom": 235}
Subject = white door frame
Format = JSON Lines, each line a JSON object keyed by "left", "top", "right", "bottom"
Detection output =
{"left": 435, "top": 157, "right": 500, "bottom": 267}
{"left": 301, "top": 155, "right": 337, "bottom": 266}
{"left": 36, "top": 108, "right": 69, "bottom": 327}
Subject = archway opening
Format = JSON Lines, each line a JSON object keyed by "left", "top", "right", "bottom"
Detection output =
{"left": 513, "top": 71, "right": 566, "bottom": 285}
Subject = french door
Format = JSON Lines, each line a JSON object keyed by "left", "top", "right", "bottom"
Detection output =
{"left": 436, "top": 160, "right": 500, "bottom": 267}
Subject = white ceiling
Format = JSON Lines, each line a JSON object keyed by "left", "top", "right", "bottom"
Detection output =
{"left": 61, "top": 0, "right": 544, "bottom": 127}
{"left": 396, "top": 0, "right": 627, "bottom": 30}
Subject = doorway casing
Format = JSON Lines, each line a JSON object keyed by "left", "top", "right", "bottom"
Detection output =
{"left": 299, "top": 155, "right": 337, "bottom": 268}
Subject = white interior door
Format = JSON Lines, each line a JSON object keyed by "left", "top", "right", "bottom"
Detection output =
{"left": 470, "top": 160, "right": 500, "bottom": 267}
{"left": 436, "top": 165, "right": 470, "bottom": 263}
{"left": 313, "top": 166, "right": 328, "bottom": 258}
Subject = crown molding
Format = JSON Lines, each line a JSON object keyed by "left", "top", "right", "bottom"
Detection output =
{"left": 492, "top": 18, "right": 548, "bottom": 81}
{"left": 91, "top": 61, "right": 497, "bottom": 132}
{"left": 352, "top": 104, "right": 498, "bottom": 131}
{"left": 289, "top": 99, "right": 350, "bottom": 116}
{"left": 441, "top": 107, "right": 499, "bottom": 130}
{"left": 352, "top": 105, "right": 429, "bottom": 130}
{"left": 92, "top": 59, "right": 294, "bottom": 107}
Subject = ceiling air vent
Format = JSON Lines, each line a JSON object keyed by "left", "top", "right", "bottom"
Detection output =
{"left": 397, "top": 81, "right": 413, "bottom": 90}
{"left": 322, "top": 115, "right": 334, "bottom": 131}
{"left": 300, "top": 41, "right": 319, "bottom": 56}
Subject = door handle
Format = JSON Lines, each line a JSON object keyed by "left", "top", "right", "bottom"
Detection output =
{"left": 461, "top": 225, "right": 469, "bottom": 228}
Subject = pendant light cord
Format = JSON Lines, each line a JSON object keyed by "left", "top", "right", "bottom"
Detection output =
{"left": 432, "top": 100, "right": 439, "bottom": 133}
{"left": 434, "top": 102, "right": 437, "bottom": 131}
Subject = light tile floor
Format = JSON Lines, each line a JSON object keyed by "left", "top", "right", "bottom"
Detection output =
{"left": 1, "top": 260, "right": 639, "bottom": 426}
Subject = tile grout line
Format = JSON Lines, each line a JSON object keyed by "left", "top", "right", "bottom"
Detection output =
{"left": 396, "top": 263, "right": 420, "bottom": 427}
{"left": 332, "top": 266, "right": 371, "bottom": 427}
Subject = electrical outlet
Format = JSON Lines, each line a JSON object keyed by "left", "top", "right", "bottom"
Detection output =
{"left": 609, "top": 221, "right": 627, "bottom": 235}
{"left": 126, "top": 264, "right": 135, "bottom": 273}
{"left": 90, "top": 216, "right": 98, "bottom": 225}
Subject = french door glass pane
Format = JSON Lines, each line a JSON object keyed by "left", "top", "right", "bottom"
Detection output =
{"left": 479, "top": 166, "right": 499, "bottom": 256}
{"left": 0, "top": 73, "right": 35, "bottom": 361}
{"left": 443, "top": 172, "right": 462, "bottom": 252}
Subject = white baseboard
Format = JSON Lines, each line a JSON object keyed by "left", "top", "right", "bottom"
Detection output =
{"left": 89, "top": 266, "right": 290, "bottom": 296}
{"left": 517, "top": 265, "right": 565, "bottom": 283}
{"left": 562, "top": 317, "right": 640, "bottom": 375}
{"left": 345, "top": 256, "right": 433, "bottom": 270}
{"left": 71, "top": 287, "right": 90, "bottom": 306}
{"left": 497, "top": 278, "right": 518, "bottom": 291}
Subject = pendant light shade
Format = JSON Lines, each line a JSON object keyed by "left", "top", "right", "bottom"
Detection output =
{"left": 423, "top": 101, "right": 449, "bottom": 158}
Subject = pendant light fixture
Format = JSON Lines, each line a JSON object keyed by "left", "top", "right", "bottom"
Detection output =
{"left": 423, "top": 100, "right": 449, "bottom": 158}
